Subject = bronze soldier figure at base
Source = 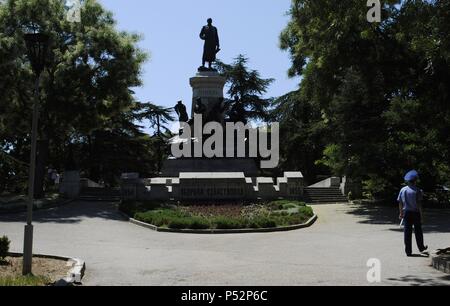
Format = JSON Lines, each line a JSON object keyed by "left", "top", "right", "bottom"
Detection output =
{"left": 174, "top": 100, "right": 189, "bottom": 123}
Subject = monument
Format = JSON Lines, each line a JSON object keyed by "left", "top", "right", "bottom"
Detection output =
{"left": 121, "top": 18, "right": 304, "bottom": 202}
{"left": 199, "top": 18, "right": 220, "bottom": 71}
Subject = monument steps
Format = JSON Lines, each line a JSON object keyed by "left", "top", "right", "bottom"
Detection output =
{"left": 303, "top": 187, "right": 349, "bottom": 204}
{"left": 79, "top": 187, "right": 121, "bottom": 202}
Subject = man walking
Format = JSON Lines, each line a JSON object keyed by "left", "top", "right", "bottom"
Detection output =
{"left": 398, "top": 170, "right": 428, "bottom": 256}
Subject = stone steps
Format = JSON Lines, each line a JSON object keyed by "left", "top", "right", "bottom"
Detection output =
{"left": 79, "top": 188, "right": 121, "bottom": 202}
{"left": 304, "top": 187, "right": 348, "bottom": 204}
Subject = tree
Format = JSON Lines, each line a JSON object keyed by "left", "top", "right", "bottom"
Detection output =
{"left": 270, "top": 90, "right": 327, "bottom": 182}
{"left": 215, "top": 55, "right": 274, "bottom": 124}
{"left": 134, "top": 102, "right": 174, "bottom": 173}
{"left": 280, "top": 0, "right": 450, "bottom": 198}
{"left": 0, "top": 0, "right": 152, "bottom": 195}
{"left": 135, "top": 102, "right": 174, "bottom": 136}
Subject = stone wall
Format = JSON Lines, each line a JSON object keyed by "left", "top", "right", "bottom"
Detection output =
{"left": 121, "top": 172, "right": 305, "bottom": 202}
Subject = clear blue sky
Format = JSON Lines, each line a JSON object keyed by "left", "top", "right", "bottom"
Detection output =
{"left": 98, "top": 0, "right": 299, "bottom": 125}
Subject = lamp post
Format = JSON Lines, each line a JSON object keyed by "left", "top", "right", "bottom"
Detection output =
{"left": 156, "top": 113, "right": 162, "bottom": 173}
{"left": 23, "top": 32, "right": 49, "bottom": 276}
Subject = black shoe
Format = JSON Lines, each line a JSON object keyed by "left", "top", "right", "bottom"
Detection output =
{"left": 406, "top": 253, "right": 413, "bottom": 257}
{"left": 420, "top": 246, "right": 428, "bottom": 253}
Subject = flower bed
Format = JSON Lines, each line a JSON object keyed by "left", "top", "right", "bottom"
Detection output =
{"left": 120, "top": 200, "right": 314, "bottom": 230}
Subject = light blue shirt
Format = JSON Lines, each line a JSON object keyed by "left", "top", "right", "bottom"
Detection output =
{"left": 397, "top": 186, "right": 423, "bottom": 212}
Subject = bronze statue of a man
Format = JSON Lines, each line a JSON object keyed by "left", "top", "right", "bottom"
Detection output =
{"left": 200, "top": 18, "right": 220, "bottom": 69}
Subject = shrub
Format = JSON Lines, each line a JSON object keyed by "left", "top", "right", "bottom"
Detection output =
{"left": 168, "top": 218, "right": 192, "bottom": 229}
{"left": 189, "top": 217, "right": 210, "bottom": 230}
{"left": 0, "top": 236, "right": 10, "bottom": 260}
{"left": 284, "top": 214, "right": 305, "bottom": 225}
{"left": 248, "top": 216, "right": 277, "bottom": 228}
{"left": 213, "top": 216, "right": 245, "bottom": 229}
{"left": 298, "top": 206, "right": 314, "bottom": 218}
{"left": 131, "top": 203, "right": 315, "bottom": 230}
{"left": 135, "top": 209, "right": 187, "bottom": 227}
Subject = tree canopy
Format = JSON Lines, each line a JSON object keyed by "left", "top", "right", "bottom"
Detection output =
{"left": 0, "top": 0, "right": 168, "bottom": 194}
{"left": 216, "top": 55, "right": 274, "bottom": 124}
{"left": 277, "top": 0, "right": 450, "bottom": 198}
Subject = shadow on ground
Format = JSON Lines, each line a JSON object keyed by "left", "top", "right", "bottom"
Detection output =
{"left": 0, "top": 201, "right": 124, "bottom": 224}
{"left": 346, "top": 204, "right": 450, "bottom": 233}
{"left": 387, "top": 274, "right": 450, "bottom": 286}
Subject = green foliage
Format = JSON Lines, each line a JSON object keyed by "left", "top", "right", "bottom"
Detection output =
{"left": 130, "top": 201, "right": 314, "bottom": 230}
{"left": 0, "top": 275, "right": 51, "bottom": 286}
{"left": 247, "top": 215, "right": 277, "bottom": 229}
{"left": 215, "top": 55, "right": 274, "bottom": 123}
{"left": 0, "top": 0, "right": 167, "bottom": 192}
{"left": 167, "top": 218, "right": 192, "bottom": 230}
{"left": 270, "top": 91, "right": 328, "bottom": 182}
{"left": 134, "top": 102, "right": 174, "bottom": 134}
{"left": 0, "top": 153, "right": 28, "bottom": 194}
{"left": 279, "top": 0, "right": 450, "bottom": 198}
{"left": 188, "top": 217, "right": 211, "bottom": 230}
{"left": 135, "top": 209, "right": 188, "bottom": 227}
{"left": 0, "top": 235, "right": 10, "bottom": 260}
{"left": 212, "top": 216, "right": 246, "bottom": 229}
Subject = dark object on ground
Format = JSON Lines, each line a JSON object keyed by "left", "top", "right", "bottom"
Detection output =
{"left": 436, "top": 247, "right": 450, "bottom": 255}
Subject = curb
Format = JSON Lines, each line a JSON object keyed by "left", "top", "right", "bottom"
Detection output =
{"left": 7, "top": 252, "right": 86, "bottom": 286}
{"left": 431, "top": 251, "right": 450, "bottom": 274}
{"left": 120, "top": 210, "right": 318, "bottom": 234}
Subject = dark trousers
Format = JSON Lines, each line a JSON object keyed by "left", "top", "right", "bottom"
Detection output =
{"left": 404, "top": 211, "right": 425, "bottom": 255}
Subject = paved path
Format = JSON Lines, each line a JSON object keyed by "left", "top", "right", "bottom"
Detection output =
{"left": 1, "top": 201, "right": 449, "bottom": 286}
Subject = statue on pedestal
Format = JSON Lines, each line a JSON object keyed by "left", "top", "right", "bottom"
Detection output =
{"left": 199, "top": 18, "right": 220, "bottom": 71}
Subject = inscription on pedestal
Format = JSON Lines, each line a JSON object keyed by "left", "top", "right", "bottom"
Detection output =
{"left": 179, "top": 172, "right": 248, "bottom": 200}
{"left": 193, "top": 89, "right": 222, "bottom": 98}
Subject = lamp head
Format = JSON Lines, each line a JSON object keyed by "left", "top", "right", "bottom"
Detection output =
{"left": 24, "top": 33, "right": 49, "bottom": 75}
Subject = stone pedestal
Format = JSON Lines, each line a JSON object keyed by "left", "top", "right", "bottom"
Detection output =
{"left": 162, "top": 158, "right": 258, "bottom": 177}
{"left": 257, "top": 177, "right": 276, "bottom": 200}
{"left": 125, "top": 70, "right": 307, "bottom": 203}
{"left": 120, "top": 171, "right": 306, "bottom": 202}
{"left": 147, "top": 178, "right": 171, "bottom": 201}
{"left": 179, "top": 172, "right": 249, "bottom": 201}
{"left": 189, "top": 70, "right": 226, "bottom": 118}
{"left": 284, "top": 172, "right": 304, "bottom": 199}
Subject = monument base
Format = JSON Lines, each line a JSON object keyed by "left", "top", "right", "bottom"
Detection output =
{"left": 121, "top": 171, "right": 305, "bottom": 202}
{"left": 161, "top": 158, "right": 259, "bottom": 177}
